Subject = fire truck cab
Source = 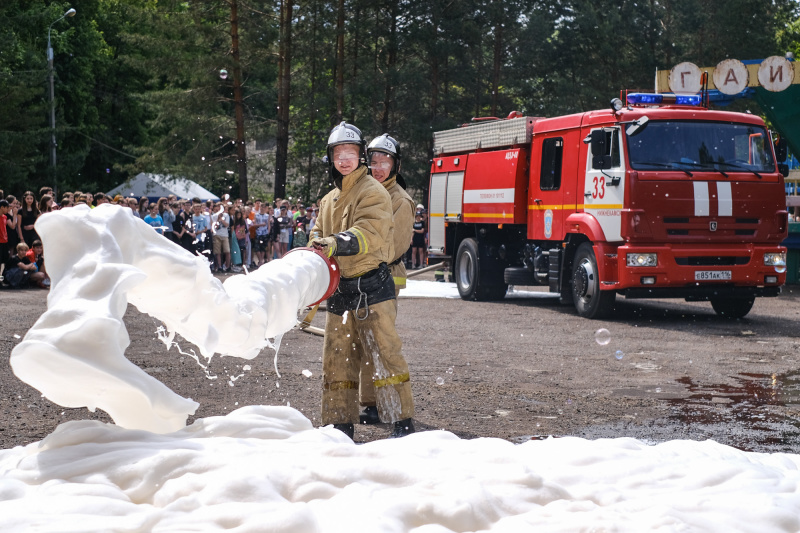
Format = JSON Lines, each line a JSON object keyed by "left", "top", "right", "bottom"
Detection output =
{"left": 428, "top": 95, "right": 789, "bottom": 319}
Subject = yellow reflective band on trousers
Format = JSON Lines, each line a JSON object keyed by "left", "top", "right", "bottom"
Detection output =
{"left": 373, "top": 372, "right": 410, "bottom": 389}
{"left": 324, "top": 380, "right": 358, "bottom": 391}
{"left": 393, "top": 276, "right": 406, "bottom": 286}
{"left": 322, "top": 299, "right": 414, "bottom": 425}
{"left": 351, "top": 227, "right": 368, "bottom": 255}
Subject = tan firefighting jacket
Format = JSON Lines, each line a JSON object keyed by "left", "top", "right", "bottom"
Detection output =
{"left": 311, "top": 165, "right": 394, "bottom": 278}
{"left": 383, "top": 175, "right": 414, "bottom": 290}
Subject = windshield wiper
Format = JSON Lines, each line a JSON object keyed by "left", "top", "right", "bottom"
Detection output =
{"left": 635, "top": 162, "right": 693, "bottom": 176}
{"left": 714, "top": 161, "right": 763, "bottom": 179}
{"left": 663, "top": 160, "right": 730, "bottom": 178}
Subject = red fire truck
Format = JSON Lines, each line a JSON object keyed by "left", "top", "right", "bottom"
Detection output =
{"left": 427, "top": 93, "right": 789, "bottom": 318}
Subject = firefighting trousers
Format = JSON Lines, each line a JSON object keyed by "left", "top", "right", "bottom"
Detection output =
{"left": 322, "top": 298, "right": 414, "bottom": 425}
{"left": 358, "top": 288, "right": 401, "bottom": 409}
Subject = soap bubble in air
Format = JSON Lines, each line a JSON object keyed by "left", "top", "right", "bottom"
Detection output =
{"left": 614, "top": 350, "right": 624, "bottom": 360}
{"left": 595, "top": 328, "right": 611, "bottom": 345}
{"left": 774, "top": 260, "right": 787, "bottom": 274}
{"left": 436, "top": 377, "right": 445, "bottom": 385}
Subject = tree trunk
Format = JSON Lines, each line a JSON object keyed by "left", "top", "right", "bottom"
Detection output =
{"left": 336, "top": 0, "right": 345, "bottom": 122}
{"left": 430, "top": 17, "right": 439, "bottom": 123}
{"left": 275, "top": 0, "right": 293, "bottom": 200}
{"left": 350, "top": 4, "right": 361, "bottom": 122}
{"left": 490, "top": 10, "right": 503, "bottom": 117}
{"left": 474, "top": 45, "right": 484, "bottom": 118}
{"left": 230, "top": 0, "right": 248, "bottom": 200}
{"left": 305, "top": 0, "right": 319, "bottom": 200}
{"left": 380, "top": 1, "right": 398, "bottom": 132}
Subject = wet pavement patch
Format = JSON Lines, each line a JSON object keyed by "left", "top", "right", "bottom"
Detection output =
{"left": 665, "top": 372, "right": 800, "bottom": 453}
{"left": 576, "top": 372, "right": 800, "bottom": 453}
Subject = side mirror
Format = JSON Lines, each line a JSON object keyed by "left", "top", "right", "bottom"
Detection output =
{"left": 589, "top": 129, "right": 606, "bottom": 156}
{"left": 776, "top": 137, "right": 788, "bottom": 162}
{"left": 590, "top": 130, "right": 611, "bottom": 170}
{"left": 779, "top": 163, "right": 790, "bottom": 177}
{"left": 593, "top": 155, "right": 612, "bottom": 170}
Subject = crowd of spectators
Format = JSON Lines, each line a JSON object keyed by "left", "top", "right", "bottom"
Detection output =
{"left": 1, "top": 185, "right": 321, "bottom": 288}
{"left": 0, "top": 185, "right": 431, "bottom": 289}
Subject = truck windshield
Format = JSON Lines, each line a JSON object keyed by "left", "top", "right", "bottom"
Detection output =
{"left": 626, "top": 121, "right": 775, "bottom": 174}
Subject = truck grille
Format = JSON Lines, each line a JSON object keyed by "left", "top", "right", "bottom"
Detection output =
{"left": 674, "top": 256, "right": 750, "bottom": 266}
{"left": 663, "top": 217, "right": 759, "bottom": 237}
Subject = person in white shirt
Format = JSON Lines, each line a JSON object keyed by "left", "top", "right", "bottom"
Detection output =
{"left": 211, "top": 205, "right": 231, "bottom": 272}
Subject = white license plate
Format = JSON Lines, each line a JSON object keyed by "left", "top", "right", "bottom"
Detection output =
{"left": 694, "top": 270, "right": 732, "bottom": 281}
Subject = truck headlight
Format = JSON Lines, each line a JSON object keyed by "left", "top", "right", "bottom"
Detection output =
{"left": 627, "top": 253, "right": 657, "bottom": 267}
{"left": 764, "top": 252, "right": 786, "bottom": 266}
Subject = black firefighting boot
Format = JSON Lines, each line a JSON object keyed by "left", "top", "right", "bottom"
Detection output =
{"left": 332, "top": 423, "right": 354, "bottom": 439}
{"left": 359, "top": 405, "right": 380, "bottom": 425}
{"left": 389, "top": 418, "right": 415, "bottom": 438}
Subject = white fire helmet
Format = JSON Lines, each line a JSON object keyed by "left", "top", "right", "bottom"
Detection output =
{"left": 367, "top": 133, "right": 401, "bottom": 175}
{"left": 325, "top": 122, "right": 366, "bottom": 185}
{"left": 327, "top": 121, "right": 365, "bottom": 160}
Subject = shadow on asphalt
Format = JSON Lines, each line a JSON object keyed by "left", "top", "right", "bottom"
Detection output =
{"left": 488, "top": 289, "right": 800, "bottom": 340}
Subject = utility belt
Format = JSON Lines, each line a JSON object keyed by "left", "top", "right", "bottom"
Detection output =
{"left": 388, "top": 256, "right": 404, "bottom": 267}
{"left": 327, "top": 262, "right": 395, "bottom": 319}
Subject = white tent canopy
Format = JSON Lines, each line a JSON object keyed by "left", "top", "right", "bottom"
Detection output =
{"left": 107, "top": 173, "right": 220, "bottom": 201}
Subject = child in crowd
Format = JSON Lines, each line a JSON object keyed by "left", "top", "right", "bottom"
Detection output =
{"left": 143, "top": 204, "right": 164, "bottom": 234}
{"left": 274, "top": 202, "right": 294, "bottom": 258}
{"left": 26, "top": 240, "right": 50, "bottom": 288}
{"left": 191, "top": 201, "right": 212, "bottom": 260}
{"left": 0, "top": 200, "right": 9, "bottom": 264}
{"left": 3, "top": 242, "right": 46, "bottom": 289}
{"left": 253, "top": 202, "right": 271, "bottom": 267}
{"left": 293, "top": 222, "right": 308, "bottom": 248}
{"left": 158, "top": 197, "right": 175, "bottom": 241}
{"left": 171, "top": 202, "right": 195, "bottom": 253}
{"left": 411, "top": 212, "right": 427, "bottom": 269}
{"left": 233, "top": 209, "right": 249, "bottom": 256}
{"left": 4, "top": 196, "right": 20, "bottom": 255}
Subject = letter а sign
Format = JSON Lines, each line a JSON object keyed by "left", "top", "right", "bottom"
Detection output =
{"left": 713, "top": 59, "right": 748, "bottom": 95}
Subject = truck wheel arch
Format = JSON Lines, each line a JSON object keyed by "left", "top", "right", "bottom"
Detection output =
{"left": 564, "top": 212, "right": 607, "bottom": 243}
{"left": 562, "top": 214, "right": 619, "bottom": 285}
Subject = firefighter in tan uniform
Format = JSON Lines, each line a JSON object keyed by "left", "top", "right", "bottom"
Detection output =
{"left": 309, "top": 122, "right": 415, "bottom": 439}
{"left": 358, "top": 134, "right": 415, "bottom": 425}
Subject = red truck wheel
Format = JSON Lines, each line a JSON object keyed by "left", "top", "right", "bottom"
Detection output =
{"left": 455, "top": 238, "right": 507, "bottom": 301}
{"left": 571, "top": 242, "right": 615, "bottom": 319}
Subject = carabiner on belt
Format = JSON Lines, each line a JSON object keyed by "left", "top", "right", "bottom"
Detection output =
{"left": 354, "top": 276, "right": 369, "bottom": 320}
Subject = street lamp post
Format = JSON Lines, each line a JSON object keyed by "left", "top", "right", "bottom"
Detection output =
{"left": 47, "top": 7, "right": 76, "bottom": 198}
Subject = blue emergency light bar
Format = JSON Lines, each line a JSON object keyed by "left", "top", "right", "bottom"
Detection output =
{"left": 626, "top": 93, "right": 703, "bottom": 106}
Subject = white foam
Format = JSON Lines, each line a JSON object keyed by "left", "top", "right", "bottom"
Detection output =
{"left": 1, "top": 406, "right": 800, "bottom": 532}
{"left": 5, "top": 205, "right": 800, "bottom": 531}
{"left": 402, "top": 280, "right": 560, "bottom": 299}
{"left": 10, "top": 205, "right": 331, "bottom": 433}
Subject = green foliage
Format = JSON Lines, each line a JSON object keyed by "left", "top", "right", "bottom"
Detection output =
{"left": 0, "top": 0, "right": 797, "bottom": 202}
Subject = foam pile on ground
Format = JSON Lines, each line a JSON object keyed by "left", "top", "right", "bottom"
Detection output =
{"left": 2, "top": 406, "right": 799, "bottom": 532}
